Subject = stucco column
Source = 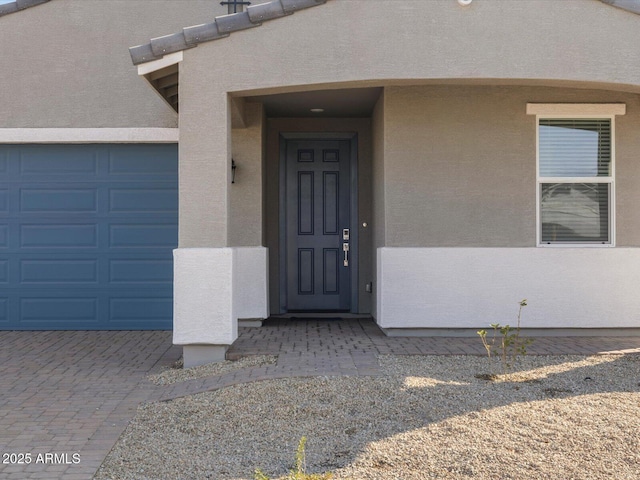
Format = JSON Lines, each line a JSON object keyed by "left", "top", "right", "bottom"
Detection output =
{"left": 179, "top": 94, "right": 230, "bottom": 246}
{"left": 174, "top": 57, "right": 236, "bottom": 367}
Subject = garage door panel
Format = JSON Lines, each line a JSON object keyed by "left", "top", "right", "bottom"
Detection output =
{"left": 20, "top": 296, "right": 99, "bottom": 323}
{"left": 21, "top": 224, "right": 99, "bottom": 248}
{"left": 20, "top": 259, "right": 98, "bottom": 284}
{"left": 0, "top": 298, "right": 7, "bottom": 322}
{"left": 19, "top": 146, "right": 99, "bottom": 176}
{"left": 20, "top": 188, "right": 98, "bottom": 213}
{"left": 109, "top": 296, "right": 173, "bottom": 323}
{"left": 0, "top": 259, "right": 7, "bottom": 283}
{"left": 12, "top": 184, "right": 177, "bottom": 217}
{"left": 0, "top": 189, "right": 8, "bottom": 212}
{"left": 5, "top": 255, "right": 173, "bottom": 286}
{"left": 109, "top": 223, "right": 177, "bottom": 249}
{"left": 6, "top": 288, "right": 174, "bottom": 330}
{"left": 109, "top": 258, "right": 173, "bottom": 284}
{"left": 108, "top": 185, "right": 178, "bottom": 214}
{"left": 0, "top": 144, "right": 178, "bottom": 330}
{"left": 108, "top": 145, "right": 177, "bottom": 177}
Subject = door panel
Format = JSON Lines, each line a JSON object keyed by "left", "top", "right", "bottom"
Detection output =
{"left": 286, "top": 139, "right": 351, "bottom": 311}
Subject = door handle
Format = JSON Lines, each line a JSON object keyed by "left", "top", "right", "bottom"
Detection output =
{"left": 343, "top": 242, "right": 349, "bottom": 267}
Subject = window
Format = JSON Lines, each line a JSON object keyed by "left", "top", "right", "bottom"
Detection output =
{"left": 527, "top": 104, "right": 626, "bottom": 246}
{"left": 538, "top": 118, "right": 612, "bottom": 244}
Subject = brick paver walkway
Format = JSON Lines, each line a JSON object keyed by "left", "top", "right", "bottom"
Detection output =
{"left": 156, "top": 318, "right": 640, "bottom": 401}
{"left": 2, "top": 319, "right": 640, "bottom": 479}
{"left": 0, "top": 331, "right": 180, "bottom": 480}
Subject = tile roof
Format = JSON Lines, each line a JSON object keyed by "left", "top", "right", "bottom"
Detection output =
{"left": 600, "top": 0, "right": 640, "bottom": 15}
{"left": 0, "top": 0, "right": 49, "bottom": 17}
{"left": 129, "top": 0, "right": 638, "bottom": 67}
{"left": 129, "top": 0, "right": 328, "bottom": 66}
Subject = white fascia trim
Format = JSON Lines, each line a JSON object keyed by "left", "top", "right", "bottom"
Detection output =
{"left": 138, "top": 51, "right": 183, "bottom": 76}
{"left": 526, "top": 103, "right": 626, "bottom": 116}
{"left": 0, "top": 128, "right": 179, "bottom": 143}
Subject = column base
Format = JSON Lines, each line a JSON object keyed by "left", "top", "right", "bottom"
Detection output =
{"left": 183, "top": 345, "right": 229, "bottom": 368}
{"left": 238, "top": 318, "right": 264, "bottom": 327}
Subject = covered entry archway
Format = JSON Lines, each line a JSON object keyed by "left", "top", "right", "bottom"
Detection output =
{"left": 249, "top": 87, "right": 380, "bottom": 316}
{"left": 129, "top": 0, "right": 640, "bottom": 367}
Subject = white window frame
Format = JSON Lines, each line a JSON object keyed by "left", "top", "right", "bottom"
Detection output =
{"left": 527, "top": 103, "right": 626, "bottom": 247}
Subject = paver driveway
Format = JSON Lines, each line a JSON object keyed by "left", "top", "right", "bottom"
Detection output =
{"left": 2, "top": 319, "right": 640, "bottom": 479}
{"left": 0, "top": 331, "right": 179, "bottom": 480}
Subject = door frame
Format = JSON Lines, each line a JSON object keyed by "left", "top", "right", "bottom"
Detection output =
{"left": 278, "top": 132, "right": 359, "bottom": 313}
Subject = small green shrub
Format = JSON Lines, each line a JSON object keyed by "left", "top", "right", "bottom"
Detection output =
{"left": 477, "top": 299, "right": 533, "bottom": 372}
{"left": 254, "top": 436, "right": 333, "bottom": 480}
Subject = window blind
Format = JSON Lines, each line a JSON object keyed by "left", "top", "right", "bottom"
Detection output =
{"left": 539, "top": 119, "right": 611, "bottom": 177}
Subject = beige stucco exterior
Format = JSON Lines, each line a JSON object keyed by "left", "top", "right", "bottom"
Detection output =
{"left": 380, "top": 85, "right": 640, "bottom": 247}
{"left": 0, "top": 0, "right": 221, "bottom": 128}
{"left": 2, "top": 0, "right": 640, "bottom": 361}
{"left": 230, "top": 102, "right": 266, "bottom": 247}
{"left": 173, "top": 0, "right": 640, "bottom": 247}
{"left": 175, "top": 0, "right": 640, "bottom": 95}
{"left": 169, "top": 0, "right": 640, "bottom": 355}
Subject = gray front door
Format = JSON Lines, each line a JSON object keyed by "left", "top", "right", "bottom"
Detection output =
{"left": 285, "top": 139, "right": 352, "bottom": 311}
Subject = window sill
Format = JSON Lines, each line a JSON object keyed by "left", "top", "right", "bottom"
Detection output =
{"left": 537, "top": 243, "right": 614, "bottom": 248}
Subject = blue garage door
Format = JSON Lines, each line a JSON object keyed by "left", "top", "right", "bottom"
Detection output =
{"left": 0, "top": 144, "right": 178, "bottom": 330}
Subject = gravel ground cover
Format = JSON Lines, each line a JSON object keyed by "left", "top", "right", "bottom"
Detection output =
{"left": 96, "top": 354, "right": 640, "bottom": 480}
{"left": 148, "top": 355, "right": 278, "bottom": 386}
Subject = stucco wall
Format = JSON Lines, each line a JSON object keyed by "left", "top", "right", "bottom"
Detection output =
{"left": 173, "top": 248, "right": 237, "bottom": 345}
{"left": 371, "top": 92, "right": 386, "bottom": 320}
{"left": 378, "top": 85, "right": 640, "bottom": 247}
{"left": 173, "top": 0, "right": 640, "bottom": 252}
{"left": 372, "top": 93, "right": 386, "bottom": 251}
{"left": 0, "top": 0, "right": 217, "bottom": 128}
{"left": 178, "top": 60, "right": 230, "bottom": 248}
{"left": 383, "top": 85, "right": 533, "bottom": 247}
{"left": 230, "top": 102, "right": 265, "bottom": 247}
{"left": 377, "top": 247, "right": 640, "bottom": 330}
{"left": 176, "top": 0, "right": 640, "bottom": 96}
{"left": 614, "top": 97, "right": 640, "bottom": 246}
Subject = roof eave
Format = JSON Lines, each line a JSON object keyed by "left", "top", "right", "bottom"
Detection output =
{"left": 129, "top": 0, "right": 328, "bottom": 66}
{"left": 599, "top": 0, "right": 640, "bottom": 15}
{"left": 0, "top": 0, "right": 50, "bottom": 18}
